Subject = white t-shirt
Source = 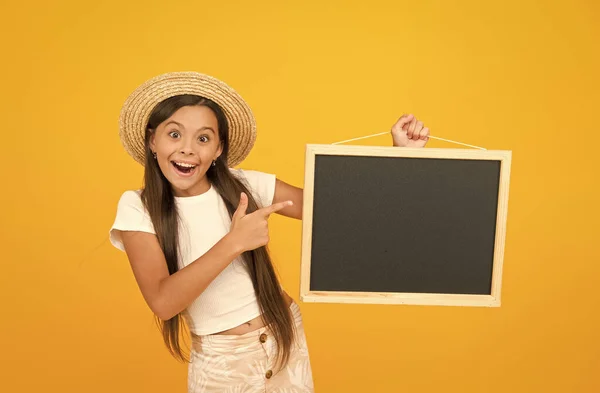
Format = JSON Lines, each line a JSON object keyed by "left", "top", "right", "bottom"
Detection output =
{"left": 109, "top": 168, "right": 277, "bottom": 335}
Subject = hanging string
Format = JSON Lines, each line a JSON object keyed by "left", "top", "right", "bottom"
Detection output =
{"left": 331, "top": 131, "right": 487, "bottom": 150}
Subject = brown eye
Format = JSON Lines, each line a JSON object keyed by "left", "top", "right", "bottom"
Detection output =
{"left": 198, "top": 135, "right": 209, "bottom": 143}
{"left": 168, "top": 131, "right": 180, "bottom": 138}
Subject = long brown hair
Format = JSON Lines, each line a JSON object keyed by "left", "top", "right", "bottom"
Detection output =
{"left": 140, "top": 94, "right": 294, "bottom": 371}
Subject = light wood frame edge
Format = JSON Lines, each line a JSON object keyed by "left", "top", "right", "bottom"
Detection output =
{"left": 299, "top": 144, "right": 512, "bottom": 307}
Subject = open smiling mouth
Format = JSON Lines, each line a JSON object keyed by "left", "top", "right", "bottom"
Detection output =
{"left": 171, "top": 161, "right": 198, "bottom": 176}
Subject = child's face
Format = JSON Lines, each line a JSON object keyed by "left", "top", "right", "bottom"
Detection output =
{"left": 150, "top": 105, "right": 223, "bottom": 197}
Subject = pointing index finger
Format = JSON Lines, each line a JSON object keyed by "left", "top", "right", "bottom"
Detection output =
{"left": 259, "top": 200, "right": 294, "bottom": 217}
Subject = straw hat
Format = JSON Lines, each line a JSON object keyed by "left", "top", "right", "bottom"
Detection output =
{"left": 119, "top": 72, "right": 256, "bottom": 167}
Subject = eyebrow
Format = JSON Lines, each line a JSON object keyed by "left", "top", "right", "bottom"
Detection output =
{"left": 164, "top": 120, "right": 216, "bottom": 134}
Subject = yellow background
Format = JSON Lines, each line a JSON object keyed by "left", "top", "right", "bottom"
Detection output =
{"left": 1, "top": 0, "right": 598, "bottom": 392}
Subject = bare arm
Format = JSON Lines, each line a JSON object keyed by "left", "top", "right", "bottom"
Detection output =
{"left": 121, "top": 230, "right": 242, "bottom": 321}
{"left": 119, "top": 195, "right": 292, "bottom": 321}
{"left": 273, "top": 179, "right": 304, "bottom": 220}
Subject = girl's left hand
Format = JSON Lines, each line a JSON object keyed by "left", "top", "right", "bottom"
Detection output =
{"left": 391, "top": 114, "right": 430, "bottom": 148}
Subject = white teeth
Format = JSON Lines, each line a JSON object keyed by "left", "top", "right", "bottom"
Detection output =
{"left": 174, "top": 162, "right": 197, "bottom": 168}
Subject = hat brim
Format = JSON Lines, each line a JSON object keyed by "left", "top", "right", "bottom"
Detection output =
{"left": 119, "top": 72, "right": 256, "bottom": 167}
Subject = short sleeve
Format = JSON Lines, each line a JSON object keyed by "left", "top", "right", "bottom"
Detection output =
{"left": 231, "top": 168, "right": 277, "bottom": 208}
{"left": 109, "top": 190, "right": 156, "bottom": 251}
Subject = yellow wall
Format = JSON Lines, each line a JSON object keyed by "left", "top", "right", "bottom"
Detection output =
{"left": 1, "top": 0, "right": 598, "bottom": 391}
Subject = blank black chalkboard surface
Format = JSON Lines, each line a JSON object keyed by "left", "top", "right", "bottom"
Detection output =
{"left": 300, "top": 144, "right": 512, "bottom": 307}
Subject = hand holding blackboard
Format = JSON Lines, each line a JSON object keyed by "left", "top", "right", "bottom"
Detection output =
{"left": 390, "top": 114, "right": 430, "bottom": 148}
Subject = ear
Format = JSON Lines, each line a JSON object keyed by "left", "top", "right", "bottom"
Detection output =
{"left": 149, "top": 130, "right": 156, "bottom": 152}
{"left": 214, "top": 140, "right": 224, "bottom": 161}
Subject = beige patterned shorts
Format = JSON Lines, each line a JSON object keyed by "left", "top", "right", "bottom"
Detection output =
{"left": 188, "top": 302, "right": 315, "bottom": 393}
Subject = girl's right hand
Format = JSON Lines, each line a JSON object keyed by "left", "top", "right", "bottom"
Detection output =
{"left": 229, "top": 192, "right": 293, "bottom": 252}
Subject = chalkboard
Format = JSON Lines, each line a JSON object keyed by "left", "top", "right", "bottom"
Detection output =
{"left": 300, "top": 144, "right": 511, "bottom": 307}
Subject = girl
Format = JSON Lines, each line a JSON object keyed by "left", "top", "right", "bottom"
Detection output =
{"left": 109, "top": 72, "right": 430, "bottom": 393}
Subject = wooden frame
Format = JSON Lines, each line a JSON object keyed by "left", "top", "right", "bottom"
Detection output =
{"left": 300, "top": 144, "right": 512, "bottom": 307}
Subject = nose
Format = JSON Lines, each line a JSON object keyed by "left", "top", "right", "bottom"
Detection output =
{"left": 179, "top": 137, "right": 194, "bottom": 155}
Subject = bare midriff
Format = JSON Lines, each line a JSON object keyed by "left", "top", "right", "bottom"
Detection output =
{"left": 191, "top": 292, "right": 294, "bottom": 339}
